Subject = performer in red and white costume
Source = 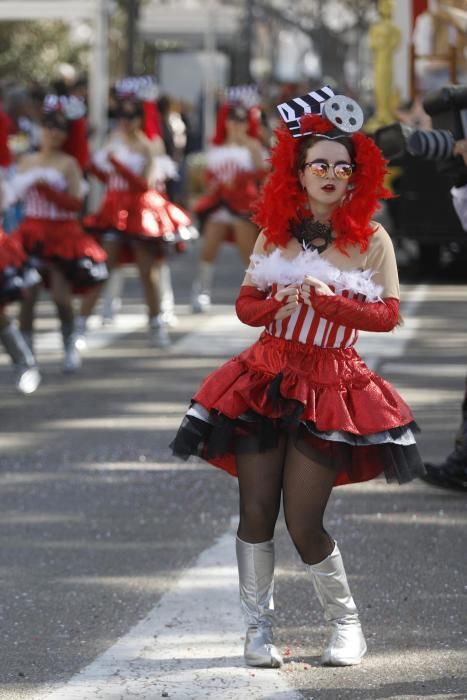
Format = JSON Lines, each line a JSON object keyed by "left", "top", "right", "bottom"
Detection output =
{"left": 172, "top": 86, "right": 425, "bottom": 669}
{"left": 0, "top": 121, "right": 41, "bottom": 394}
{"left": 191, "top": 93, "right": 268, "bottom": 312}
{"left": 80, "top": 77, "right": 195, "bottom": 347}
{"left": 0, "top": 227, "right": 41, "bottom": 394}
{"left": 10, "top": 95, "right": 107, "bottom": 373}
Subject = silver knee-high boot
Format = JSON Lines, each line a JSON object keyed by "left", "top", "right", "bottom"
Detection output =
{"left": 0, "top": 322, "right": 41, "bottom": 394}
{"left": 236, "top": 536, "right": 283, "bottom": 668}
{"left": 307, "top": 542, "right": 367, "bottom": 666}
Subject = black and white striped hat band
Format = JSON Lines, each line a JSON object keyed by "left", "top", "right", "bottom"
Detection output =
{"left": 277, "top": 86, "right": 364, "bottom": 137}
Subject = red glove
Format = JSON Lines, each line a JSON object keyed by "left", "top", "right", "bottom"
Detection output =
{"left": 87, "top": 162, "right": 109, "bottom": 184}
{"left": 35, "top": 183, "right": 82, "bottom": 212}
{"left": 235, "top": 285, "right": 283, "bottom": 327}
{"left": 310, "top": 291, "right": 399, "bottom": 332}
{"left": 109, "top": 155, "right": 147, "bottom": 192}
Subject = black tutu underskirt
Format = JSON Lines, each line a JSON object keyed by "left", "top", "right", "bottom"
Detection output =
{"left": 171, "top": 405, "right": 425, "bottom": 487}
{"left": 0, "top": 262, "right": 41, "bottom": 304}
{"left": 51, "top": 256, "right": 108, "bottom": 290}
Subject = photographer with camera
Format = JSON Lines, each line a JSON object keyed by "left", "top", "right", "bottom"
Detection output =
{"left": 450, "top": 139, "right": 467, "bottom": 231}
{"left": 374, "top": 86, "right": 467, "bottom": 491}
{"left": 423, "top": 137, "right": 467, "bottom": 492}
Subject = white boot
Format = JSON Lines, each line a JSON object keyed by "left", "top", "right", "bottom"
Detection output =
{"left": 0, "top": 323, "right": 41, "bottom": 394}
{"left": 101, "top": 269, "right": 124, "bottom": 324}
{"left": 191, "top": 261, "right": 213, "bottom": 313}
{"left": 62, "top": 322, "right": 82, "bottom": 373}
{"left": 236, "top": 537, "right": 283, "bottom": 668}
{"left": 74, "top": 315, "right": 88, "bottom": 351}
{"left": 148, "top": 315, "right": 170, "bottom": 348}
{"left": 307, "top": 542, "right": 367, "bottom": 666}
{"left": 159, "top": 263, "right": 178, "bottom": 327}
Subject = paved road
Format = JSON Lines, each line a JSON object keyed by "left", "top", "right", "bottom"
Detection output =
{"left": 0, "top": 244, "right": 466, "bottom": 700}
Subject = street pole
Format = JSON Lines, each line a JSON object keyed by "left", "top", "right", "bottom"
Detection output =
{"left": 89, "top": 0, "right": 109, "bottom": 208}
{"left": 243, "top": 0, "right": 254, "bottom": 83}
{"left": 126, "top": 0, "right": 140, "bottom": 76}
{"left": 203, "top": 0, "right": 217, "bottom": 149}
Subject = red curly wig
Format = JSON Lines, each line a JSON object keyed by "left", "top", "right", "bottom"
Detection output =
{"left": 253, "top": 113, "right": 391, "bottom": 253}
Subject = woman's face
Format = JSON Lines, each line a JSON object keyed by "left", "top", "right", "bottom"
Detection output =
{"left": 41, "top": 123, "right": 67, "bottom": 150}
{"left": 226, "top": 116, "right": 248, "bottom": 141}
{"left": 118, "top": 101, "right": 141, "bottom": 133}
{"left": 299, "top": 139, "right": 353, "bottom": 209}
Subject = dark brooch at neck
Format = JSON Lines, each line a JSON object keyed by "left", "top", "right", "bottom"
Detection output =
{"left": 289, "top": 217, "right": 334, "bottom": 254}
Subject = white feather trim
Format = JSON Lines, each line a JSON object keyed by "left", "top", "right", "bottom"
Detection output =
{"left": 153, "top": 154, "right": 179, "bottom": 182}
{"left": 93, "top": 148, "right": 113, "bottom": 174}
{"left": 110, "top": 145, "right": 146, "bottom": 174}
{"left": 249, "top": 248, "right": 383, "bottom": 301}
{"left": 206, "top": 145, "right": 254, "bottom": 174}
{"left": 8, "top": 168, "right": 67, "bottom": 201}
{"left": 93, "top": 145, "right": 147, "bottom": 175}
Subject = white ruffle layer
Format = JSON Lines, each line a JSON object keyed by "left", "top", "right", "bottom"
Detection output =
{"left": 249, "top": 248, "right": 383, "bottom": 301}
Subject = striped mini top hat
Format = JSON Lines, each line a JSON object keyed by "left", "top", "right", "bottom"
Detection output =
{"left": 276, "top": 85, "right": 364, "bottom": 138}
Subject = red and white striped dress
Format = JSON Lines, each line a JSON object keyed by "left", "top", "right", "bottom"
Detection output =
{"left": 84, "top": 145, "right": 194, "bottom": 243}
{"left": 173, "top": 229, "right": 424, "bottom": 485}
{"left": 10, "top": 167, "right": 107, "bottom": 287}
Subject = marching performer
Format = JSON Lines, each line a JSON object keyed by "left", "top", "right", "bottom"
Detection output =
{"left": 10, "top": 95, "right": 107, "bottom": 373}
{"left": 0, "top": 227, "right": 41, "bottom": 394}
{"left": 79, "top": 77, "right": 195, "bottom": 347}
{"left": 172, "top": 86, "right": 425, "bottom": 668}
{"left": 191, "top": 88, "right": 268, "bottom": 313}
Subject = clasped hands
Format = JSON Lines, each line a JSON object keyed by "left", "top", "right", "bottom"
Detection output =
{"left": 273, "top": 276, "right": 334, "bottom": 321}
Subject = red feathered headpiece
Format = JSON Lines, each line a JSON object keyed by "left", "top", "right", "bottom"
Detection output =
{"left": 212, "top": 102, "right": 261, "bottom": 145}
{"left": 42, "top": 95, "right": 89, "bottom": 169}
{"left": 253, "top": 113, "right": 391, "bottom": 253}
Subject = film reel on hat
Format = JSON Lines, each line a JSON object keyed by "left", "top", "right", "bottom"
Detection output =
{"left": 322, "top": 95, "right": 364, "bottom": 133}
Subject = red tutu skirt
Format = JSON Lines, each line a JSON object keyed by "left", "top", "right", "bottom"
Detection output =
{"left": 0, "top": 229, "right": 41, "bottom": 304}
{"left": 171, "top": 332, "right": 424, "bottom": 486}
{"left": 13, "top": 218, "right": 108, "bottom": 292}
{"left": 84, "top": 189, "right": 193, "bottom": 240}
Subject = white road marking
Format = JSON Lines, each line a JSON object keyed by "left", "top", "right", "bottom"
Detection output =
{"left": 32, "top": 521, "right": 302, "bottom": 700}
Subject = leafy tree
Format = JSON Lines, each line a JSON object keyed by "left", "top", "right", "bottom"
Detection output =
{"left": 0, "top": 21, "right": 89, "bottom": 85}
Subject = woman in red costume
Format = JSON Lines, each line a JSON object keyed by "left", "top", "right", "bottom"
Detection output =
{"left": 0, "top": 119, "right": 41, "bottom": 394}
{"left": 79, "top": 77, "right": 195, "bottom": 347}
{"left": 10, "top": 95, "right": 107, "bottom": 373}
{"left": 171, "top": 86, "right": 425, "bottom": 669}
{"left": 191, "top": 98, "right": 268, "bottom": 312}
{"left": 0, "top": 228, "right": 41, "bottom": 394}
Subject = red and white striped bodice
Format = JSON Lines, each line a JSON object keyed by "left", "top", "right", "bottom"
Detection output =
{"left": 23, "top": 171, "right": 75, "bottom": 221}
{"left": 94, "top": 145, "right": 147, "bottom": 192}
{"left": 206, "top": 145, "right": 255, "bottom": 184}
{"left": 9, "top": 167, "right": 76, "bottom": 220}
{"left": 266, "top": 285, "right": 362, "bottom": 348}
{"left": 249, "top": 247, "right": 385, "bottom": 349}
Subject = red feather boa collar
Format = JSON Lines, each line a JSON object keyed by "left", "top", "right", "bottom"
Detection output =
{"left": 253, "top": 114, "right": 391, "bottom": 253}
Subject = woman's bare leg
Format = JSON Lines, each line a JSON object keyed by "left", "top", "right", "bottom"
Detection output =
{"left": 192, "top": 220, "right": 230, "bottom": 312}
{"left": 233, "top": 219, "right": 259, "bottom": 266}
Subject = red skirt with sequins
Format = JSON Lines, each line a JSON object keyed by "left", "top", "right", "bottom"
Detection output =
{"left": 12, "top": 218, "right": 108, "bottom": 291}
{"left": 171, "top": 331, "right": 424, "bottom": 487}
{"left": 83, "top": 189, "right": 193, "bottom": 240}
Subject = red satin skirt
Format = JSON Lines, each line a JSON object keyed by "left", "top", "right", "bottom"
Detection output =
{"left": 0, "top": 230, "right": 26, "bottom": 270}
{"left": 83, "top": 189, "right": 193, "bottom": 240}
{"left": 171, "top": 331, "right": 424, "bottom": 486}
{"left": 14, "top": 218, "right": 107, "bottom": 262}
{"left": 12, "top": 218, "right": 108, "bottom": 291}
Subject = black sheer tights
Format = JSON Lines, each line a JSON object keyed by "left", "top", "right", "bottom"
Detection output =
{"left": 237, "top": 434, "right": 336, "bottom": 565}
